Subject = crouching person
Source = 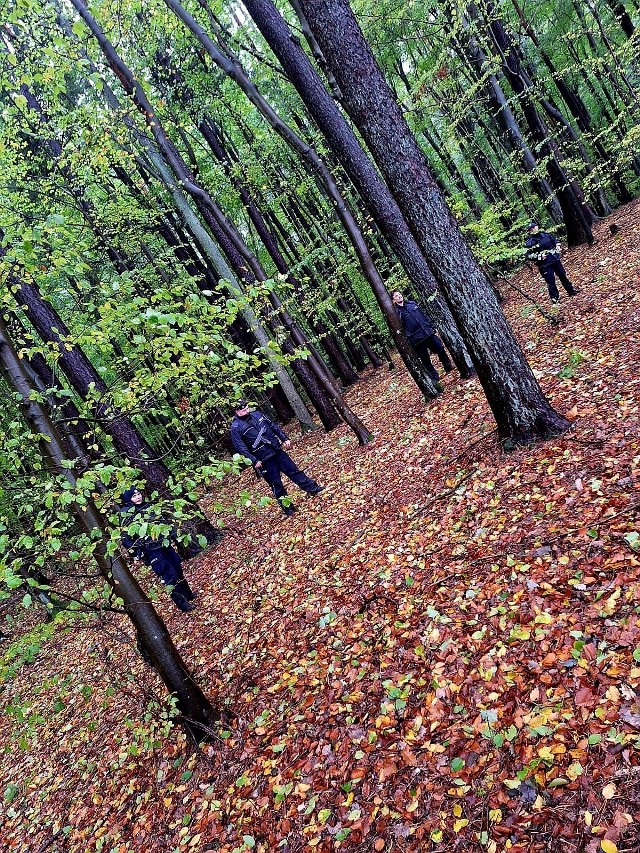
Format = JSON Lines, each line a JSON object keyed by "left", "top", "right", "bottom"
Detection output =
{"left": 119, "top": 487, "right": 197, "bottom": 613}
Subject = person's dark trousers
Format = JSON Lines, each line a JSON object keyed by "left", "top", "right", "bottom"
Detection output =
{"left": 541, "top": 260, "right": 577, "bottom": 301}
{"left": 261, "top": 450, "right": 320, "bottom": 509}
{"left": 412, "top": 335, "right": 454, "bottom": 377}
{"left": 149, "top": 546, "right": 195, "bottom": 611}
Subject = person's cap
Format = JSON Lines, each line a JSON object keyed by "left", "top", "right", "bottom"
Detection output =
{"left": 527, "top": 222, "right": 539, "bottom": 231}
{"left": 234, "top": 398, "right": 249, "bottom": 411}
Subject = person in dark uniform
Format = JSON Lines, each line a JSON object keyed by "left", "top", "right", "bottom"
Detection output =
{"left": 231, "top": 400, "right": 324, "bottom": 516}
{"left": 525, "top": 223, "right": 578, "bottom": 304}
{"left": 119, "top": 487, "right": 196, "bottom": 612}
{"left": 392, "top": 291, "right": 453, "bottom": 382}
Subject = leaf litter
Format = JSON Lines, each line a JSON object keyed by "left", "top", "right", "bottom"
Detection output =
{"left": 1, "top": 203, "right": 640, "bottom": 852}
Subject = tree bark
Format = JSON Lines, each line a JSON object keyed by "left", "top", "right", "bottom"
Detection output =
{"left": 243, "top": 0, "right": 475, "bottom": 380}
{"left": 158, "top": 0, "right": 445, "bottom": 399}
{"left": 296, "top": 0, "right": 571, "bottom": 443}
{"left": 0, "top": 315, "right": 218, "bottom": 740}
{"left": 1, "top": 248, "right": 171, "bottom": 493}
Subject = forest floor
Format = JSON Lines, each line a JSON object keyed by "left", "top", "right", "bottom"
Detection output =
{"left": 2, "top": 201, "right": 640, "bottom": 853}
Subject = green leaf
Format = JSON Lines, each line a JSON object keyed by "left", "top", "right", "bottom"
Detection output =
{"left": 547, "top": 777, "right": 569, "bottom": 788}
{"left": 4, "top": 784, "right": 19, "bottom": 803}
{"left": 242, "top": 837, "right": 255, "bottom": 849}
{"left": 450, "top": 757, "right": 465, "bottom": 773}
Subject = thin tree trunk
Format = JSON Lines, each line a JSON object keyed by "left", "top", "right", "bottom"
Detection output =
{"left": 1, "top": 248, "right": 171, "bottom": 493}
{"left": 454, "top": 31, "right": 564, "bottom": 221}
{"left": 67, "top": 0, "right": 371, "bottom": 442}
{"left": 0, "top": 315, "right": 218, "bottom": 739}
{"left": 157, "top": 0, "right": 447, "bottom": 397}
{"left": 479, "top": 9, "right": 596, "bottom": 245}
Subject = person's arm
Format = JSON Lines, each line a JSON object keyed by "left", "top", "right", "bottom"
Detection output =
{"left": 263, "top": 414, "right": 288, "bottom": 444}
{"left": 231, "top": 422, "right": 257, "bottom": 465}
{"left": 412, "top": 302, "right": 435, "bottom": 336}
{"left": 524, "top": 238, "right": 537, "bottom": 260}
{"left": 121, "top": 516, "right": 145, "bottom": 560}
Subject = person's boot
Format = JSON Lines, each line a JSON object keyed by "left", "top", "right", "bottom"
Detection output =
{"left": 279, "top": 498, "right": 297, "bottom": 516}
{"left": 308, "top": 485, "right": 326, "bottom": 496}
{"left": 172, "top": 582, "right": 196, "bottom": 612}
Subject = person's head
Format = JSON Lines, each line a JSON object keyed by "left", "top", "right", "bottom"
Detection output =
{"left": 527, "top": 222, "right": 540, "bottom": 235}
{"left": 392, "top": 291, "right": 404, "bottom": 306}
{"left": 122, "top": 487, "right": 144, "bottom": 506}
{"left": 234, "top": 398, "right": 251, "bottom": 417}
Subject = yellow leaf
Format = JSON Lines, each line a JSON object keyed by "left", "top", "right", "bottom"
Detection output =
{"left": 453, "top": 819, "right": 469, "bottom": 832}
{"left": 453, "top": 803, "right": 462, "bottom": 817}
{"left": 584, "top": 810, "right": 592, "bottom": 826}
{"left": 538, "top": 746, "right": 554, "bottom": 763}
{"left": 602, "top": 783, "right": 617, "bottom": 800}
{"left": 601, "top": 841, "right": 617, "bottom": 853}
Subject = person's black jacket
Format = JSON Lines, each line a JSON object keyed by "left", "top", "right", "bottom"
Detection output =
{"left": 525, "top": 231, "right": 560, "bottom": 271}
{"left": 119, "top": 489, "right": 175, "bottom": 560}
{"left": 231, "top": 411, "right": 287, "bottom": 465}
{"left": 395, "top": 299, "right": 435, "bottom": 344}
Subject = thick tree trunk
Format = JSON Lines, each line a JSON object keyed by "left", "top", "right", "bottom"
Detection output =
{"left": 0, "top": 316, "right": 218, "bottom": 740}
{"left": 297, "top": 0, "right": 571, "bottom": 443}
{"left": 158, "top": 0, "right": 445, "bottom": 399}
{"left": 242, "top": 0, "right": 475, "bottom": 380}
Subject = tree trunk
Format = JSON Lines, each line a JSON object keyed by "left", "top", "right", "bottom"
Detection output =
{"left": 65, "top": 3, "right": 371, "bottom": 441}
{"left": 199, "top": 115, "right": 360, "bottom": 386}
{"left": 296, "top": 0, "right": 571, "bottom": 443}
{"left": 483, "top": 13, "right": 595, "bottom": 245}
{"left": 605, "top": 0, "right": 635, "bottom": 37}
{"left": 242, "top": 0, "right": 475, "bottom": 380}
{"left": 454, "top": 32, "right": 564, "bottom": 222}
{"left": 157, "top": 0, "right": 446, "bottom": 399}
{"left": 0, "top": 315, "right": 218, "bottom": 740}
{"left": 1, "top": 252, "right": 171, "bottom": 493}
{"left": 62, "top": 3, "right": 318, "bottom": 433}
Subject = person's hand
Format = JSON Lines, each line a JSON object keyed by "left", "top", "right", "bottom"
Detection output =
{"left": 282, "top": 440, "right": 291, "bottom": 449}
{"left": 255, "top": 460, "right": 262, "bottom": 469}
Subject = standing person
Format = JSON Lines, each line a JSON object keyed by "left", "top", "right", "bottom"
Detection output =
{"left": 392, "top": 291, "right": 453, "bottom": 382}
{"left": 231, "top": 400, "right": 324, "bottom": 516}
{"left": 525, "top": 223, "right": 579, "bottom": 304}
{"left": 119, "top": 487, "right": 196, "bottom": 613}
